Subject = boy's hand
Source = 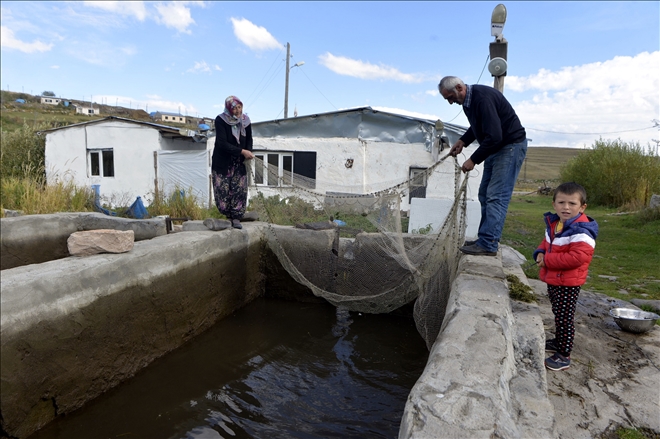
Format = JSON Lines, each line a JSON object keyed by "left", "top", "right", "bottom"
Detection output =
{"left": 536, "top": 253, "right": 545, "bottom": 267}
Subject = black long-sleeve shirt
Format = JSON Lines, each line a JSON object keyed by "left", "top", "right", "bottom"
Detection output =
{"left": 459, "top": 85, "right": 526, "bottom": 164}
{"left": 211, "top": 115, "right": 253, "bottom": 174}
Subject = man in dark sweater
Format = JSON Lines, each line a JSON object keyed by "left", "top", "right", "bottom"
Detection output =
{"left": 439, "top": 76, "right": 527, "bottom": 256}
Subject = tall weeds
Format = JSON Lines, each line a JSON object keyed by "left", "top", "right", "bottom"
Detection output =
{"left": 560, "top": 138, "right": 660, "bottom": 207}
{"left": 1, "top": 122, "right": 48, "bottom": 182}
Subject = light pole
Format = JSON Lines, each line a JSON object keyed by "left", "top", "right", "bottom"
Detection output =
{"left": 488, "top": 4, "right": 508, "bottom": 93}
{"left": 284, "top": 42, "right": 304, "bottom": 119}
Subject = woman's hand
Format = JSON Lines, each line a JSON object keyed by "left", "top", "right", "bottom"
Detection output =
{"left": 241, "top": 149, "right": 255, "bottom": 160}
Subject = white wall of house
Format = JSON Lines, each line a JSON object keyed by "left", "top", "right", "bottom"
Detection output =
{"left": 45, "top": 121, "right": 161, "bottom": 206}
{"left": 244, "top": 136, "right": 482, "bottom": 211}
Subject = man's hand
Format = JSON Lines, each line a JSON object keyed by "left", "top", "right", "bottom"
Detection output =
{"left": 461, "top": 158, "right": 475, "bottom": 173}
{"left": 449, "top": 139, "right": 465, "bottom": 157}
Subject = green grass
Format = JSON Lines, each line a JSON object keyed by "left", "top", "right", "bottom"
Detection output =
{"left": 503, "top": 194, "right": 660, "bottom": 302}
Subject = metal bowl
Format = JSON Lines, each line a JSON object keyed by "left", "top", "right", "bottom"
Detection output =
{"left": 609, "top": 308, "right": 660, "bottom": 334}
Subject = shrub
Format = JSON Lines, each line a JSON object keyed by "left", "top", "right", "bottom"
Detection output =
{"left": 559, "top": 138, "right": 660, "bottom": 208}
{"left": 0, "top": 122, "right": 48, "bottom": 182}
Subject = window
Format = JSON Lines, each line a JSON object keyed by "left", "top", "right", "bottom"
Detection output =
{"left": 253, "top": 151, "right": 316, "bottom": 188}
{"left": 89, "top": 149, "right": 115, "bottom": 177}
{"left": 409, "top": 167, "right": 427, "bottom": 199}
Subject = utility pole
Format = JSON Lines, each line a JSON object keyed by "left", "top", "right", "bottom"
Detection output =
{"left": 284, "top": 42, "right": 291, "bottom": 119}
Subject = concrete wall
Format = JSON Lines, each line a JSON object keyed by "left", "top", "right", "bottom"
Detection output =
{"left": 399, "top": 250, "right": 555, "bottom": 439}
{"left": 1, "top": 227, "right": 264, "bottom": 438}
{"left": 0, "top": 213, "right": 167, "bottom": 270}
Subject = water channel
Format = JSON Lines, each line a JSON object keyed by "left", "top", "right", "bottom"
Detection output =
{"left": 29, "top": 297, "right": 429, "bottom": 439}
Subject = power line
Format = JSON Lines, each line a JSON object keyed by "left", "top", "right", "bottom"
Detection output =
{"left": 246, "top": 46, "right": 285, "bottom": 109}
{"left": 526, "top": 125, "right": 656, "bottom": 135}
{"left": 445, "top": 54, "right": 490, "bottom": 123}
{"left": 297, "top": 66, "right": 338, "bottom": 111}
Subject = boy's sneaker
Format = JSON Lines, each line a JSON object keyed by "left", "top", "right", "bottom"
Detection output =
{"left": 545, "top": 353, "right": 570, "bottom": 371}
{"left": 545, "top": 338, "right": 558, "bottom": 352}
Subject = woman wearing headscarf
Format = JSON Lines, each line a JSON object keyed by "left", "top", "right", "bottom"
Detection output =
{"left": 212, "top": 96, "right": 254, "bottom": 229}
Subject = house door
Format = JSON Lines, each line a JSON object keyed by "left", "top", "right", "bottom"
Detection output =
{"left": 157, "top": 150, "right": 210, "bottom": 207}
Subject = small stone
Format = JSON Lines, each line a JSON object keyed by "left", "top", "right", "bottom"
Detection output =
{"left": 68, "top": 229, "right": 134, "bottom": 256}
{"left": 203, "top": 218, "right": 231, "bottom": 231}
{"left": 242, "top": 211, "right": 260, "bottom": 222}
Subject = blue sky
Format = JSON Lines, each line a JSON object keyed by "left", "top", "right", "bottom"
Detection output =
{"left": 1, "top": 1, "right": 658, "bottom": 148}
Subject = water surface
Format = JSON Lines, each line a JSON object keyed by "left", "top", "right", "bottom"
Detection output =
{"left": 30, "top": 298, "right": 428, "bottom": 439}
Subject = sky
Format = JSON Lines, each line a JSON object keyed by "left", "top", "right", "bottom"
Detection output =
{"left": 1, "top": 1, "right": 659, "bottom": 149}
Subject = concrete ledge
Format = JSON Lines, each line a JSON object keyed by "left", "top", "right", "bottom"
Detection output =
{"left": 399, "top": 249, "right": 555, "bottom": 439}
{"left": 0, "top": 227, "right": 264, "bottom": 438}
{"left": 1, "top": 213, "right": 167, "bottom": 270}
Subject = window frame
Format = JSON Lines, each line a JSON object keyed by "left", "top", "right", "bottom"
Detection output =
{"left": 88, "top": 148, "right": 115, "bottom": 178}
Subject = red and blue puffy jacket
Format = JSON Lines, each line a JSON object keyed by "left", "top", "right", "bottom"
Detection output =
{"left": 532, "top": 212, "right": 599, "bottom": 287}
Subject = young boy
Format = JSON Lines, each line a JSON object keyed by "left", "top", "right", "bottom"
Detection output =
{"left": 533, "top": 182, "right": 599, "bottom": 371}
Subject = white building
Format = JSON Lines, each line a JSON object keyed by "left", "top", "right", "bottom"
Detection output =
{"left": 41, "top": 117, "right": 212, "bottom": 208}
{"left": 75, "top": 106, "right": 101, "bottom": 116}
{"left": 41, "top": 97, "right": 61, "bottom": 105}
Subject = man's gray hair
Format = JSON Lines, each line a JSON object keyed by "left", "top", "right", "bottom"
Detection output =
{"left": 438, "top": 76, "right": 465, "bottom": 92}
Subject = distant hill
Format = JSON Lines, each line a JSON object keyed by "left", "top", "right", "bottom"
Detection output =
{"left": 0, "top": 90, "right": 197, "bottom": 132}
{"left": 520, "top": 146, "right": 586, "bottom": 182}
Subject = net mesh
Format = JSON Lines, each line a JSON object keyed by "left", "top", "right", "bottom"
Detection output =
{"left": 248, "top": 154, "right": 468, "bottom": 349}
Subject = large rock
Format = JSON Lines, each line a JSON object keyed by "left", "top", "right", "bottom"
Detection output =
{"left": 650, "top": 194, "right": 660, "bottom": 209}
{"left": 67, "top": 229, "right": 134, "bottom": 256}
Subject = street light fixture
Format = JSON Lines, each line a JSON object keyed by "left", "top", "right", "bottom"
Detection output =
{"left": 488, "top": 3, "right": 508, "bottom": 93}
{"left": 284, "top": 42, "right": 305, "bottom": 119}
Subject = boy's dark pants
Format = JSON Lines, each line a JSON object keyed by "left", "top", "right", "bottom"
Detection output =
{"left": 547, "top": 284, "right": 581, "bottom": 357}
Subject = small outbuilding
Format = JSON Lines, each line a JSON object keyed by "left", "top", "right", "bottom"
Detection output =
{"left": 41, "top": 117, "right": 212, "bottom": 208}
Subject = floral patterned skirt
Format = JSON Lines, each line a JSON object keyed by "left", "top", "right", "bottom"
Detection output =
{"left": 212, "top": 157, "right": 248, "bottom": 220}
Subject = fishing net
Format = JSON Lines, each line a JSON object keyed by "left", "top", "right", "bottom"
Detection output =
{"left": 248, "top": 154, "right": 468, "bottom": 349}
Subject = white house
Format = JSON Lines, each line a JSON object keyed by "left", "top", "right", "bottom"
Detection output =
{"left": 41, "top": 97, "right": 61, "bottom": 105}
{"left": 153, "top": 112, "right": 191, "bottom": 124}
{"left": 42, "top": 117, "right": 212, "bottom": 208}
{"left": 75, "top": 106, "right": 101, "bottom": 116}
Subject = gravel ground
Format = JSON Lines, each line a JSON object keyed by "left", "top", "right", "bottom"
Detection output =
{"left": 529, "top": 278, "right": 660, "bottom": 439}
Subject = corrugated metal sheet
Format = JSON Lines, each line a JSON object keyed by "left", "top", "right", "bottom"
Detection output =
{"left": 251, "top": 107, "right": 466, "bottom": 152}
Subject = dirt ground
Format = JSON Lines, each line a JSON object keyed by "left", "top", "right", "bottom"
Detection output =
{"left": 529, "top": 278, "right": 660, "bottom": 439}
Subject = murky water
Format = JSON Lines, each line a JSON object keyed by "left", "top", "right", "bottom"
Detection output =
{"left": 30, "top": 298, "right": 428, "bottom": 439}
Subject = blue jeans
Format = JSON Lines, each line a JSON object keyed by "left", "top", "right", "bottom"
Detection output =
{"left": 476, "top": 139, "right": 527, "bottom": 252}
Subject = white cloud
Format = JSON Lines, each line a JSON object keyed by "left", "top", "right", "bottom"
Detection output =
{"left": 318, "top": 53, "right": 428, "bottom": 83}
{"left": 231, "top": 17, "right": 280, "bottom": 51}
{"left": 507, "top": 51, "right": 659, "bottom": 147}
{"left": 155, "top": 2, "right": 195, "bottom": 34}
{"left": 187, "top": 61, "right": 214, "bottom": 74}
{"left": 1, "top": 26, "right": 53, "bottom": 53}
{"left": 50, "top": 65, "right": 60, "bottom": 69}
{"left": 83, "top": 1, "right": 147, "bottom": 21}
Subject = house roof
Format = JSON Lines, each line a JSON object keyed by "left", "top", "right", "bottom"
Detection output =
{"left": 153, "top": 111, "right": 187, "bottom": 117}
{"left": 37, "top": 116, "right": 198, "bottom": 140}
{"left": 252, "top": 106, "right": 466, "bottom": 147}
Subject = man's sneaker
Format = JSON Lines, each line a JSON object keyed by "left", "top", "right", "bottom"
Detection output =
{"left": 459, "top": 243, "right": 497, "bottom": 257}
{"left": 545, "top": 338, "right": 558, "bottom": 352}
{"left": 545, "top": 353, "right": 570, "bottom": 371}
{"left": 463, "top": 239, "right": 477, "bottom": 246}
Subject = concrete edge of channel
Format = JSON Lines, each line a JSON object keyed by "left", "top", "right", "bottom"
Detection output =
{"left": 399, "top": 246, "right": 556, "bottom": 439}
